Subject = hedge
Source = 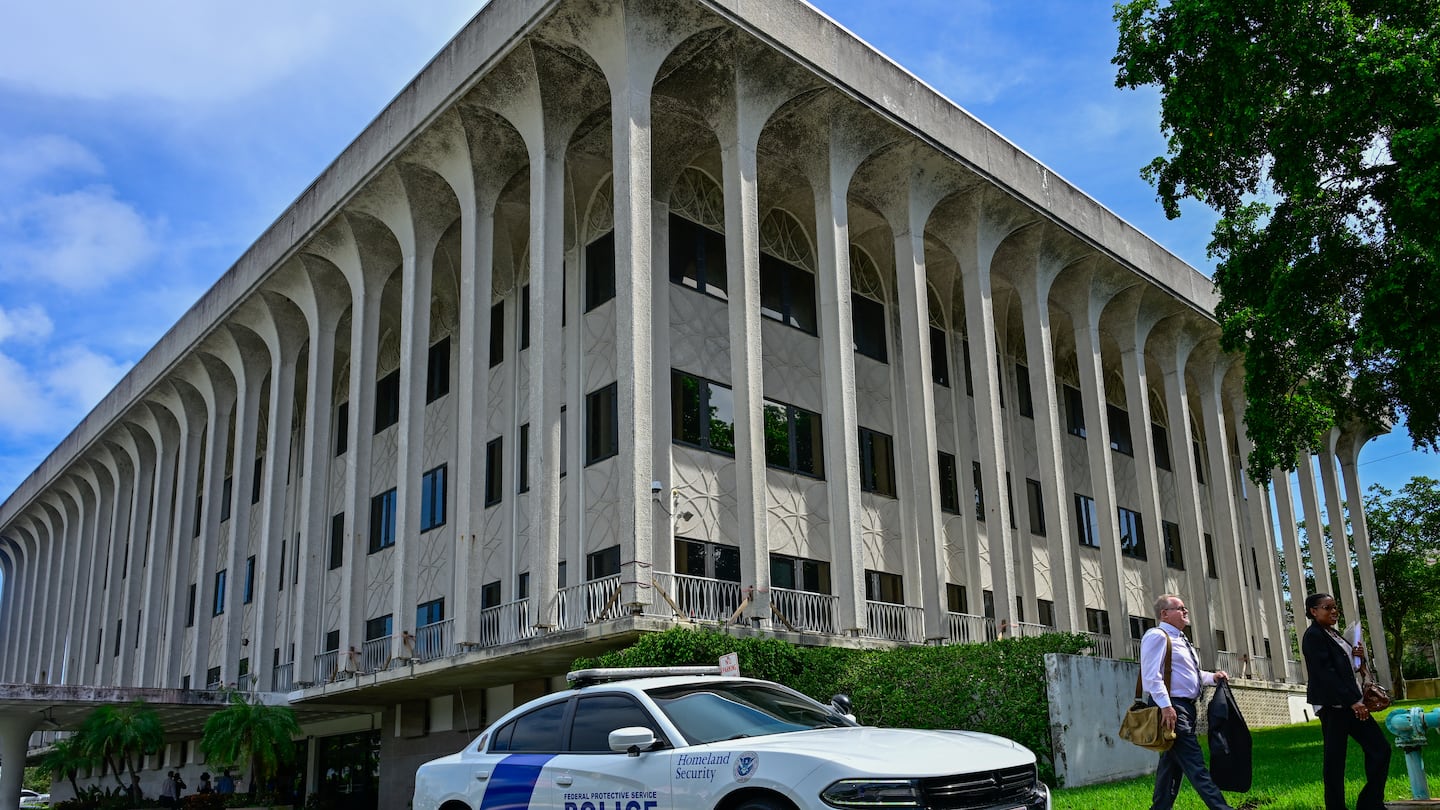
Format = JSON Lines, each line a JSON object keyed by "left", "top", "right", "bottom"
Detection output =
{"left": 572, "top": 626, "right": 1090, "bottom": 785}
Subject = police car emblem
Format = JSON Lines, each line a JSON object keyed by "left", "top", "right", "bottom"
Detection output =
{"left": 734, "top": 752, "right": 759, "bottom": 782}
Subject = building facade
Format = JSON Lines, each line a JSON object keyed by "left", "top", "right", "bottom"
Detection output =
{"left": 0, "top": 0, "right": 1387, "bottom": 805}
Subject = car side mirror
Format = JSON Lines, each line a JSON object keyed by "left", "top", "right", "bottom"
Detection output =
{"left": 609, "top": 726, "right": 657, "bottom": 756}
{"left": 830, "top": 693, "right": 856, "bottom": 723}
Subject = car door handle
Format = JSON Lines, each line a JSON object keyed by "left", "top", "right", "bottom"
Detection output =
{"left": 475, "top": 771, "right": 490, "bottom": 781}
{"left": 555, "top": 775, "right": 573, "bottom": 787}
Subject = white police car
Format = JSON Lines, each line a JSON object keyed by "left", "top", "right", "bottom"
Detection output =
{"left": 414, "top": 667, "right": 1049, "bottom": 810}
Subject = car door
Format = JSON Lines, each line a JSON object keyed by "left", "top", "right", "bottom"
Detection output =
{"left": 480, "top": 698, "right": 570, "bottom": 809}
{"left": 549, "top": 693, "right": 672, "bottom": 810}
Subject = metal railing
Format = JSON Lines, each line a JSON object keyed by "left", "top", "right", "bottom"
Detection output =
{"left": 360, "top": 635, "right": 391, "bottom": 673}
{"left": 477, "top": 598, "right": 537, "bottom": 647}
{"left": 271, "top": 662, "right": 294, "bottom": 692}
{"left": 863, "top": 602, "right": 924, "bottom": 643}
{"left": 1214, "top": 650, "right": 1242, "bottom": 675}
{"left": 1126, "top": 638, "right": 1143, "bottom": 661}
{"left": 1012, "top": 621, "right": 1054, "bottom": 639}
{"left": 556, "top": 575, "right": 622, "bottom": 629}
{"left": 771, "top": 588, "right": 838, "bottom": 634}
{"left": 414, "top": 619, "right": 453, "bottom": 662}
{"left": 313, "top": 650, "right": 340, "bottom": 684}
{"left": 947, "top": 612, "right": 995, "bottom": 643}
{"left": 651, "top": 572, "right": 742, "bottom": 623}
{"left": 1247, "top": 655, "right": 1271, "bottom": 681}
{"left": 1085, "top": 632, "right": 1115, "bottom": 659}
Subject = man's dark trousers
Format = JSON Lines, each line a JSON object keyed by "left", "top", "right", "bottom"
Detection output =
{"left": 1151, "top": 698, "right": 1233, "bottom": 810}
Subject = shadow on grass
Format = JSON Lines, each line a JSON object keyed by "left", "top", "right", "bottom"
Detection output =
{"left": 1054, "top": 700, "right": 1440, "bottom": 810}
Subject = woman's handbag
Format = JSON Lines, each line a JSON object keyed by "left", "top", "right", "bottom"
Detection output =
{"left": 1119, "top": 632, "right": 1176, "bottom": 752}
{"left": 1359, "top": 654, "right": 1391, "bottom": 713}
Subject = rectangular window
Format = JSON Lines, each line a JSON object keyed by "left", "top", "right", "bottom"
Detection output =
{"left": 1108, "top": 405, "right": 1133, "bottom": 455}
{"left": 668, "top": 214, "right": 728, "bottom": 300}
{"left": 1162, "top": 521, "right": 1184, "bottom": 569}
{"left": 489, "top": 301, "right": 505, "bottom": 367}
{"left": 675, "top": 538, "right": 742, "bottom": 582}
{"left": 1204, "top": 533, "right": 1218, "bottom": 578}
{"left": 113, "top": 619, "right": 122, "bottom": 657}
{"left": 1037, "top": 599, "right": 1056, "bottom": 628}
{"left": 1016, "top": 364, "right": 1034, "bottom": 418}
{"left": 251, "top": 457, "right": 264, "bottom": 504}
{"left": 517, "top": 572, "right": 530, "bottom": 599}
{"left": 335, "top": 402, "right": 349, "bottom": 456}
{"left": 237, "top": 657, "right": 249, "bottom": 684}
{"left": 931, "top": 327, "right": 950, "bottom": 387}
{"left": 585, "top": 231, "right": 616, "bottom": 311}
{"left": 365, "top": 614, "right": 392, "bottom": 642}
{"left": 1118, "top": 507, "right": 1146, "bottom": 560}
{"left": 762, "top": 400, "right": 824, "bottom": 477}
{"left": 769, "top": 554, "right": 831, "bottom": 594}
{"left": 1215, "top": 629, "right": 1228, "bottom": 651}
{"left": 368, "top": 488, "right": 397, "bottom": 553}
{"left": 560, "top": 406, "right": 568, "bottom": 477}
{"left": 480, "top": 581, "right": 502, "bottom": 609}
{"left": 416, "top": 598, "right": 444, "bottom": 628}
{"left": 1063, "top": 385, "right": 1086, "bottom": 438}
{"left": 374, "top": 370, "right": 401, "bottom": 433}
{"left": 1193, "top": 441, "right": 1206, "bottom": 484}
{"left": 194, "top": 494, "right": 203, "bottom": 538}
{"left": 857, "top": 427, "right": 896, "bottom": 497}
{"left": 671, "top": 371, "right": 735, "bottom": 455}
{"left": 1252, "top": 548, "right": 1262, "bottom": 590}
{"left": 1086, "top": 607, "right": 1111, "bottom": 636}
{"left": 329, "top": 512, "right": 345, "bottom": 571}
{"left": 982, "top": 589, "right": 995, "bottom": 620}
{"left": 420, "top": 465, "right": 447, "bottom": 531}
{"left": 585, "top": 382, "right": 619, "bottom": 465}
{"left": 1026, "top": 478, "right": 1046, "bottom": 536}
{"left": 324, "top": 629, "right": 340, "bottom": 653}
{"left": 938, "top": 452, "right": 960, "bottom": 514}
{"left": 485, "top": 438, "right": 503, "bottom": 507}
{"left": 972, "top": 461, "right": 985, "bottom": 522}
{"left": 946, "top": 583, "right": 967, "bottom": 613}
{"left": 426, "top": 338, "right": 451, "bottom": 403}
{"left": 864, "top": 570, "right": 904, "bottom": 604}
{"left": 220, "top": 476, "right": 233, "bottom": 523}
{"left": 186, "top": 583, "right": 197, "bottom": 627}
{"left": 852, "top": 294, "right": 887, "bottom": 362}
{"left": 1006, "top": 472, "right": 1016, "bottom": 528}
{"left": 1075, "top": 494, "right": 1100, "bottom": 548}
{"left": 520, "top": 284, "right": 531, "bottom": 351}
{"left": 517, "top": 424, "right": 530, "bottom": 493}
{"left": 962, "top": 339, "right": 974, "bottom": 396}
{"left": 586, "top": 545, "right": 622, "bottom": 580}
{"left": 243, "top": 556, "right": 256, "bottom": 604}
{"left": 206, "top": 666, "right": 221, "bottom": 688}
{"left": 759, "top": 253, "right": 817, "bottom": 334}
{"left": 213, "top": 569, "right": 227, "bottom": 616}
{"left": 1129, "top": 615, "right": 1157, "bottom": 639}
{"left": 1152, "top": 422, "right": 1170, "bottom": 470}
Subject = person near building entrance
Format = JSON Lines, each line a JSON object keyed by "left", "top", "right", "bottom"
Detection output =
{"left": 217, "top": 768, "right": 237, "bottom": 794}
{"left": 1302, "top": 592, "right": 1390, "bottom": 810}
{"left": 1142, "top": 593, "right": 1234, "bottom": 810}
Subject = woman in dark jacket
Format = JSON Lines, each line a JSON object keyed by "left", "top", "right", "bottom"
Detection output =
{"left": 1301, "top": 592, "right": 1390, "bottom": 810}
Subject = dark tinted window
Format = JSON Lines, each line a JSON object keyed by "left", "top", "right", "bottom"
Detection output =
{"left": 492, "top": 700, "right": 568, "bottom": 753}
{"left": 568, "top": 695, "right": 658, "bottom": 753}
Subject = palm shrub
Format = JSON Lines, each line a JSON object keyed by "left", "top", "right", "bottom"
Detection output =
{"left": 199, "top": 690, "right": 302, "bottom": 795}
{"left": 41, "top": 735, "right": 96, "bottom": 797}
{"left": 76, "top": 701, "right": 165, "bottom": 787}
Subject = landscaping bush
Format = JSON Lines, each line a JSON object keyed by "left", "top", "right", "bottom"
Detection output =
{"left": 572, "top": 626, "right": 1090, "bottom": 785}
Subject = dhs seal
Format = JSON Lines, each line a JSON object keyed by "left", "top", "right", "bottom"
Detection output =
{"left": 733, "top": 751, "right": 759, "bottom": 783}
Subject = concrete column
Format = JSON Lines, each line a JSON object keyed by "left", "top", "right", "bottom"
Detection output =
{"left": 1158, "top": 344, "right": 1216, "bottom": 664}
{"left": 1233, "top": 413, "right": 1289, "bottom": 679}
{"left": 1295, "top": 456, "right": 1335, "bottom": 597}
{"left": 1197, "top": 361, "right": 1255, "bottom": 660}
{"left": 1338, "top": 428, "right": 1390, "bottom": 686}
{"left": 133, "top": 410, "right": 179, "bottom": 686}
{"left": 1272, "top": 466, "right": 1309, "bottom": 673}
{"left": 159, "top": 383, "right": 208, "bottom": 687}
{"left": 1318, "top": 430, "right": 1361, "bottom": 618}
{"left": 40, "top": 488, "right": 79, "bottom": 684}
{"left": 188, "top": 363, "right": 237, "bottom": 688}
{"left": 7, "top": 529, "right": 37, "bottom": 682}
{"left": 113, "top": 431, "right": 158, "bottom": 687}
{"left": 75, "top": 452, "right": 120, "bottom": 685}
{"left": 31, "top": 503, "right": 62, "bottom": 683}
{"left": 0, "top": 712, "right": 40, "bottom": 810}
{"left": 53, "top": 479, "right": 93, "bottom": 684}
{"left": 0, "top": 541, "right": 18, "bottom": 679}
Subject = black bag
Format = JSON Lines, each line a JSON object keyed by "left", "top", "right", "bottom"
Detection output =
{"left": 1206, "top": 680, "right": 1253, "bottom": 792}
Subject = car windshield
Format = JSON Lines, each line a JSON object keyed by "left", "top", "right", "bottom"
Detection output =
{"left": 646, "top": 681, "right": 855, "bottom": 744}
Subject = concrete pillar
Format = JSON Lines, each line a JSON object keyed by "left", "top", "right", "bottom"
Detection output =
{"left": 158, "top": 382, "right": 208, "bottom": 686}
{"left": 1295, "top": 456, "right": 1334, "bottom": 597}
{"left": 0, "top": 712, "right": 40, "bottom": 810}
{"left": 1271, "top": 466, "right": 1308, "bottom": 673}
{"left": 0, "top": 542, "right": 17, "bottom": 679}
{"left": 1318, "top": 430, "right": 1361, "bottom": 619}
{"left": 113, "top": 431, "right": 158, "bottom": 687}
{"left": 1197, "top": 359, "right": 1255, "bottom": 661}
{"left": 1338, "top": 427, "right": 1391, "bottom": 686}
{"left": 75, "top": 451, "right": 121, "bottom": 685}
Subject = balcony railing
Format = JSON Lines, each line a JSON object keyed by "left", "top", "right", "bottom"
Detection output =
{"left": 414, "top": 619, "right": 453, "bottom": 662}
{"left": 650, "top": 572, "right": 743, "bottom": 623}
{"left": 271, "top": 662, "right": 294, "bottom": 692}
{"left": 771, "top": 588, "right": 838, "bottom": 634}
{"left": 946, "top": 612, "right": 995, "bottom": 644}
{"left": 313, "top": 650, "right": 340, "bottom": 684}
{"left": 1126, "top": 637, "right": 1143, "bottom": 661}
{"left": 477, "top": 598, "right": 537, "bottom": 648}
{"left": 360, "top": 635, "right": 391, "bottom": 673}
{"left": 556, "top": 575, "right": 622, "bottom": 630}
{"left": 1012, "top": 621, "right": 1054, "bottom": 639}
{"left": 863, "top": 601, "right": 924, "bottom": 643}
{"left": 1214, "top": 650, "right": 1244, "bottom": 676}
{"left": 1084, "top": 632, "right": 1115, "bottom": 659}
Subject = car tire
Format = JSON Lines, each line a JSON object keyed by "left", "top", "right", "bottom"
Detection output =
{"left": 730, "top": 796, "right": 789, "bottom": 810}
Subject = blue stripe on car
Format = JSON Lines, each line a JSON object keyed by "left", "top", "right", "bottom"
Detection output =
{"left": 480, "top": 753, "right": 557, "bottom": 809}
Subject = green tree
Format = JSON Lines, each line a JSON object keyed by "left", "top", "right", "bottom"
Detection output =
{"left": 40, "top": 735, "right": 95, "bottom": 797}
{"left": 76, "top": 701, "right": 165, "bottom": 787}
{"left": 1114, "top": 0, "right": 1440, "bottom": 482}
{"left": 1364, "top": 476, "right": 1440, "bottom": 691}
{"left": 199, "top": 690, "right": 302, "bottom": 795}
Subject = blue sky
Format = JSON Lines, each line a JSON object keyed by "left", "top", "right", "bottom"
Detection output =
{"left": 0, "top": 0, "right": 1434, "bottom": 523}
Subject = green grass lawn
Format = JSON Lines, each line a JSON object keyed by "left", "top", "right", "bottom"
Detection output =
{"left": 1053, "top": 701, "right": 1440, "bottom": 809}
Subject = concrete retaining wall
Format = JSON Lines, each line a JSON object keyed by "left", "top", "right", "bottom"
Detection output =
{"left": 1045, "top": 653, "right": 1309, "bottom": 788}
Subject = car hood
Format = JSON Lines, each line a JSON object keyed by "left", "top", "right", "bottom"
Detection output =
{"left": 687, "top": 727, "right": 1033, "bottom": 776}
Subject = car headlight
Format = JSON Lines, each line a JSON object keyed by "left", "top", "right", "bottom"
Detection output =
{"left": 820, "top": 779, "right": 923, "bottom": 808}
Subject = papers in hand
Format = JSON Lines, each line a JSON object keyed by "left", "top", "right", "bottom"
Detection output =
{"left": 1347, "top": 623, "right": 1363, "bottom": 670}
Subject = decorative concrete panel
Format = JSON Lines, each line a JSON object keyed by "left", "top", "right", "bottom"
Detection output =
{"left": 583, "top": 307, "right": 617, "bottom": 393}
{"left": 671, "top": 446, "right": 738, "bottom": 546}
{"left": 853, "top": 357, "right": 893, "bottom": 434}
{"left": 583, "top": 457, "right": 620, "bottom": 554}
{"left": 765, "top": 471, "right": 829, "bottom": 560}
{"left": 668, "top": 288, "right": 730, "bottom": 384}
{"left": 760, "top": 321, "right": 822, "bottom": 413}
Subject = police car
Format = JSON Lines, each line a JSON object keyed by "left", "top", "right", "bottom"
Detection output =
{"left": 413, "top": 666, "right": 1049, "bottom": 810}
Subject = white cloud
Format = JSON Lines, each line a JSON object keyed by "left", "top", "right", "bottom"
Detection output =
{"left": 0, "top": 351, "right": 50, "bottom": 435}
{"left": 0, "top": 343, "right": 128, "bottom": 440}
{"left": 0, "top": 187, "right": 158, "bottom": 290}
{"left": 42, "top": 346, "right": 132, "bottom": 412}
{"left": 0, "top": 135, "right": 103, "bottom": 191}
{"left": 0, "top": 305, "right": 53, "bottom": 344}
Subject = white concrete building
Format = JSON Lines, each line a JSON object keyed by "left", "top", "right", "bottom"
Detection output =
{"left": 0, "top": 0, "right": 1387, "bottom": 806}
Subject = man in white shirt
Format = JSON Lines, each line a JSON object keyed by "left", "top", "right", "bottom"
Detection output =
{"left": 1141, "top": 593, "right": 1233, "bottom": 810}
